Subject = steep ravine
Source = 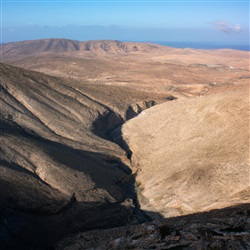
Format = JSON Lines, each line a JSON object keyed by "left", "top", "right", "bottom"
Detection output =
{"left": 1, "top": 63, "right": 171, "bottom": 249}
{"left": 91, "top": 100, "right": 157, "bottom": 218}
{"left": 92, "top": 100, "right": 157, "bottom": 142}
{"left": 0, "top": 82, "right": 170, "bottom": 248}
{"left": 92, "top": 98, "right": 177, "bottom": 222}
{"left": 56, "top": 86, "right": 250, "bottom": 249}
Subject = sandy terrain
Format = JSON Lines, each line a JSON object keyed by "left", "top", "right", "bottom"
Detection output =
{"left": 122, "top": 83, "right": 249, "bottom": 217}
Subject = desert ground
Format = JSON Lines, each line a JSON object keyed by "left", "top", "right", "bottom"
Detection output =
{"left": 0, "top": 39, "right": 249, "bottom": 249}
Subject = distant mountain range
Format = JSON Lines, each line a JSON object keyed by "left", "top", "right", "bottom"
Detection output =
{"left": 0, "top": 38, "right": 165, "bottom": 61}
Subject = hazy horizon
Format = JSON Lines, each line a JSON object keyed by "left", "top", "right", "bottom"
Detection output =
{"left": 1, "top": 0, "right": 249, "bottom": 49}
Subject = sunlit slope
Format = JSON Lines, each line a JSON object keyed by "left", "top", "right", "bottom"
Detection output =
{"left": 122, "top": 83, "right": 250, "bottom": 217}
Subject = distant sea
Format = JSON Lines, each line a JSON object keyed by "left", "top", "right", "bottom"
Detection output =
{"left": 148, "top": 41, "right": 250, "bottom": 51}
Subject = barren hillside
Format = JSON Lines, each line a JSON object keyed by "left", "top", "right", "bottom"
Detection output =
{"left": 0, "top": 62, "right": 168, "bottom": 248}
{"left": 0, "top": 39, "right": 249, "bottom": 249}
{"left": 122, "top": 82, "right": 250, "bottom": 217}
{"left": 1, "top": 39, "right": 249, "bottom": 97}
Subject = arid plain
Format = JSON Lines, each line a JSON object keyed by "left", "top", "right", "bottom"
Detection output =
{"left": 0, "top": 39, "right": 249, "bottom": 249}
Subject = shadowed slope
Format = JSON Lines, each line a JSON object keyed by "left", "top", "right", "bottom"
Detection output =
{"left": 56, "top": 203, "right": 250, "bottom": 250}
{"left": 0, "top": 62, "right": 167, "bottom": 248}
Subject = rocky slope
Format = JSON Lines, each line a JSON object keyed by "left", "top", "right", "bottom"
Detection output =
{"left": 122, "top": 82, "right": 250, "bottom": 218}
{"left": 56, "top": 203, "right": 250, "bottom": 249}
{"left": 0, "top": 62, "right": 168, "bottom": 249}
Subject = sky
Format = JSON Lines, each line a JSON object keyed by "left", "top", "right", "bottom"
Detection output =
{"left": 1, "top": 0, "right": 249, "bottom": 46}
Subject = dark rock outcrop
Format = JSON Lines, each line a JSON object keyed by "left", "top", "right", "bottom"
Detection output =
{"left": 56, "top": 204, "right": 250, "bottom": 250}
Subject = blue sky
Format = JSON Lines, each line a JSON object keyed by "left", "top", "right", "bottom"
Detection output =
{"left": 1, "top": 0, "right": 249, "bottom": 46}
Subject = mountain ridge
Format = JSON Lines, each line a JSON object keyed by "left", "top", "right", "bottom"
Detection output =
{"left": 0, "top": 38, "right": 166, "bottom": 61}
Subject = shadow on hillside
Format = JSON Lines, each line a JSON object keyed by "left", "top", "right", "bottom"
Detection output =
{"left": 1, "top": 119, "right": 249, "bottom": 249}
{"left": 0, "top": 118, "right": 163, "bottom": 249}
{"left": 0, "top": 199, "right": 164, "bottom": 250}
{"left": 1, "top": 201, "right": 249, "bottom": 250}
